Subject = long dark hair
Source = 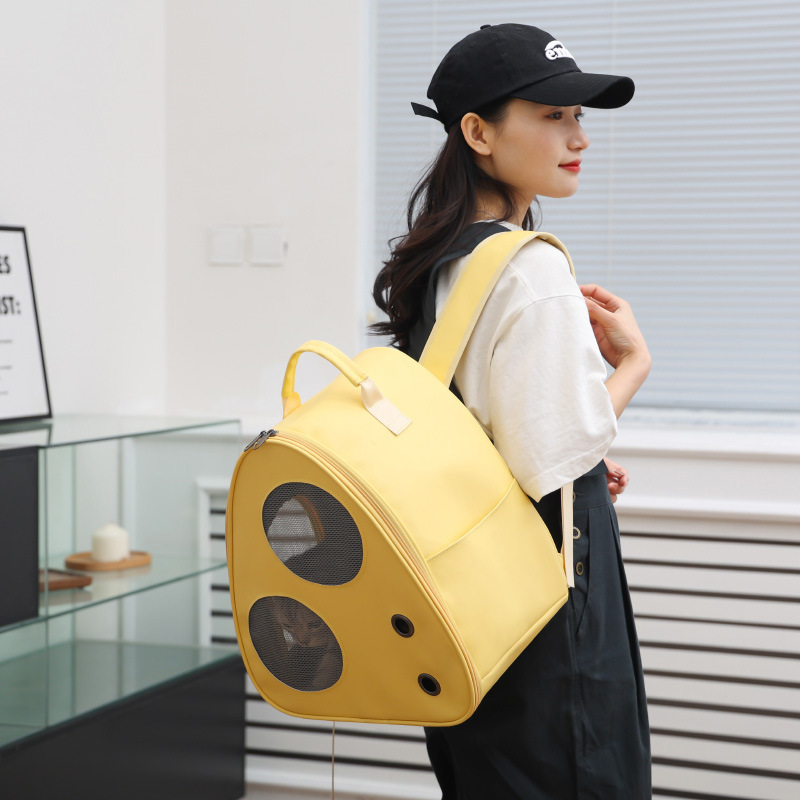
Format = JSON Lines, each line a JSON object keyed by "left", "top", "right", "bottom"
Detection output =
{"left": 371, "top": 98, "right": 536, "bottom": 350}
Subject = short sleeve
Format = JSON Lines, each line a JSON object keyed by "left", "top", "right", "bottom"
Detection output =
{"left": 438, "top": 232, "right": 618, "bottom": 502}
{"left": 488, "top": 292, "right": 617, "bottom": 501}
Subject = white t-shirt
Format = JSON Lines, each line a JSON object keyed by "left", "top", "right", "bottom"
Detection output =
{"left": 435, "top": 222, "right": 617, "bottom": 502}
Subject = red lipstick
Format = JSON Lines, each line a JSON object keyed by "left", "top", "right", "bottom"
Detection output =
{"left": 560, "top": 160, "right": 582, "bottom": 172}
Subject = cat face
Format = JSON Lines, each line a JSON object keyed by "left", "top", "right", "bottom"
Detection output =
{"left": 272, "top": 597, "right": 333, "bottom": 648}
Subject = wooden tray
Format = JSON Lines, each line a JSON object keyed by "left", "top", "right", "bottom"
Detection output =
{"left": 64, "top": 551, "right": 152, "bottom": 572}
{"left": 39, "top": 569, "right": 93, "bottom": 592}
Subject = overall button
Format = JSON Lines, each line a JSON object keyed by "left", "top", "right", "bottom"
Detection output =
{"left": 573, "top": 526, "right": 581, "bottom": 540}
{"left": 575, "top": 561, "right": 585, "bottom": 576}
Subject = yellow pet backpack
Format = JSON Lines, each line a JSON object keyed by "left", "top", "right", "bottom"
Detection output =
{"left": 226, "top": 230, "right": 577, "bottom": 726}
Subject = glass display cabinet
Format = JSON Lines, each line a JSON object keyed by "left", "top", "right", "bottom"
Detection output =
{"left": 0, "top": 416, "right": 245, "bottom": 799}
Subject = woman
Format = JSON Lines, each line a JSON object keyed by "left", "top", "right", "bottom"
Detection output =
{"left": 372, "top": 24, "right": 652, "bottom": 799}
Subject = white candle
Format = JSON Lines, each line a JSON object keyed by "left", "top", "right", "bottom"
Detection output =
{"left": 91, "top": 523, "right": 130, "bottom": 562}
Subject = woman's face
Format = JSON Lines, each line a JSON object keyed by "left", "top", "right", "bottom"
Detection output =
{"left": 473, "top": 98, "right": 590, "bottom": 203}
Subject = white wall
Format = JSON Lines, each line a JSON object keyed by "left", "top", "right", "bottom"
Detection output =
{"left": 164, "top": 0, "right": 364, "bottom": 427}
{"left": 0, "top": 0, "right": 364, "bottom": 423}
{"left": 0, "top": 1, "right": 167, "bottom": 415}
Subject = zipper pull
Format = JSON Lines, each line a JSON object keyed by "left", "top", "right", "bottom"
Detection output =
{"left": 244, "top": 429, "right": 277, "bottom": 452}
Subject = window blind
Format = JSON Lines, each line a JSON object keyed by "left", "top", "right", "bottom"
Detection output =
{"left": 373, "top": 0, "right": 800, "bottom": 412}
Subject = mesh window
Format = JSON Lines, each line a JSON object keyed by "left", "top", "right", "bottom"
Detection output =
{"left": 263, "top": 482, "right": 363, "bottom": 585}
{"left": 249, "top": 596, "right": 343, "bottom": 691}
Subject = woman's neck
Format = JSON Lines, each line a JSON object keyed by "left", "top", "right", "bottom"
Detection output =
{"left": 473, "top": 193, "right": 529, "bottom": 226}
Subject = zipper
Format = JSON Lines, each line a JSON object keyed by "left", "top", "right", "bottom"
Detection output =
{"left": 263, "top": 428, "right": 481, "bottom": 701}
{"left": 243, "top": 429, "right": 277, "bottom": 452}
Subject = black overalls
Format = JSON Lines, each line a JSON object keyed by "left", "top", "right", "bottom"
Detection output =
{"left": 404, "top": 223, "right": 652, "bottom": 799}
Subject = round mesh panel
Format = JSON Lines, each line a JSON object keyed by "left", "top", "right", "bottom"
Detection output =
{"left": 262, "top": 482, "right": 363, "bottom": 585}
{"left": 249, "top": 596, "right": 343, "bottom": 691}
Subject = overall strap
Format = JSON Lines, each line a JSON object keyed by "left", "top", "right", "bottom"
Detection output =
{"left": 404, "top": 222, "right": 507, "bottom": 363}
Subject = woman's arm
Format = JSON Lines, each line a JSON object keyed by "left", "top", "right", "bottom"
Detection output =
{"left": 580, "top": 284, "right": 651, "bottom": 419}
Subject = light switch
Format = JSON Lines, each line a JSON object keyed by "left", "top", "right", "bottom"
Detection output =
{"left": 250, "top": 225, "right": 284, "bottom": 265}
{"left": 209, "top": 227, "right": 245, "bottom": 265}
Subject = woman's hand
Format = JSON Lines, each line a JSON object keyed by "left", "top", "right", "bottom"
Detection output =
{"left": 580, "top": 284, "right": 651, "bottom": 418}
{"left": 580, "top": 284, "right": 651, "bottom": 371}
{"left": 603, "top": 457, "right": 629, "bottom": 504}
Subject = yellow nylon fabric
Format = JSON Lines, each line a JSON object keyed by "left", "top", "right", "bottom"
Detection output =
{"left": 227, "top": 231, "right": 571, "bottom": 726}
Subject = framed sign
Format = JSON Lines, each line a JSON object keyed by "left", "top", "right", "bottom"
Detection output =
{"left": 0, "top": 227, "right": 51, "bottom": 424}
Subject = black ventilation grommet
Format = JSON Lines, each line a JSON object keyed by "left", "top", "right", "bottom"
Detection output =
{"left": 418, "top": 673, "right": 441, "bottom": 696}
{"left": 391, "top": 614, "right": 414, "bottom": 638}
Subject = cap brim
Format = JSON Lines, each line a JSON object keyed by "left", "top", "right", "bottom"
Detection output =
{"left": 512, "top": 71, "right": 635, "bottom": 109}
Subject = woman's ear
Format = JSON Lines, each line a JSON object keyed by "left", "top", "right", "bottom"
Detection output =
{"left": 460, "top": 112, "right": 493, "bottom": 156}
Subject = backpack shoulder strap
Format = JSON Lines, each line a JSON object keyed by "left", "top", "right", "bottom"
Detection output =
{"left": 419, "top": 229, "right": 574, "bottom": 386}
{"left": 420, "top": 228, "right": 577, "bottom": 589}
{"left": 405, "top": 222, "right": 507, "bottom": 363}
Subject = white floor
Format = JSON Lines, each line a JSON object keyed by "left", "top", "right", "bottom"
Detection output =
{"left": 241, "top": 785, "right": 363, "bottom": 800}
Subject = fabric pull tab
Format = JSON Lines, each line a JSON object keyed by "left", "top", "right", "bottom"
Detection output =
{"left": 360, "top": 378, "right": 412, "bottom": 435}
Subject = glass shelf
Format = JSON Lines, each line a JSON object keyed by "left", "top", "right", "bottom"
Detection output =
{"left": 0, "top": 414, "right": 242, "bottom": 756}
{"left": 0, "top": 565, "right": 238, "bottom": 752}
{"left": 0, "top": 640, "right": 239, "bottom": 747}
{"left": 0, "top": 723, "right": 38, "bottom": 749}
{"left": 0, "top": 414, "right": 241, "bottom": 451}
{"left": 0, "top": 553, "right": 227, "bottom": 631}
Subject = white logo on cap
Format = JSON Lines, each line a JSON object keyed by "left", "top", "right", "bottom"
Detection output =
{"left": 544, "top": 40, "right": 573, "bottom": 61}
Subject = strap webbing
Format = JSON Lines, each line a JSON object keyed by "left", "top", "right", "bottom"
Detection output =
{"left": 419, "top": 229, "right": 577, "bottom": 588}
{"left": 419, "top": 230, "right": 574, "bottom": 386}
{"left": 561, "top": 485, "right": 575, "bottom": 589}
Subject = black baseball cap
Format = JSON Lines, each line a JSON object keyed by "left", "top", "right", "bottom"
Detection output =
{"left": 412, "top": 24, "right": 635, "bottom": 130}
